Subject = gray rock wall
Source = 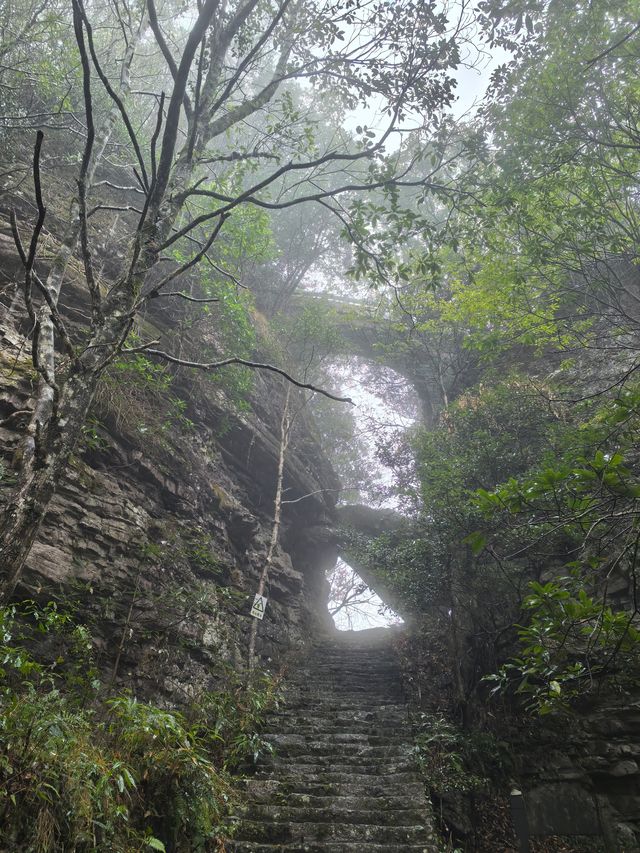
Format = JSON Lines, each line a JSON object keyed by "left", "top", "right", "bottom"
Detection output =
{"left": 0, "top": 307, "right": 339, "bottom": 703}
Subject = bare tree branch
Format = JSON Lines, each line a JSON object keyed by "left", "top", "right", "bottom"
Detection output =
{"left": 141, "top": 348, "right": 354, "bottom": 403}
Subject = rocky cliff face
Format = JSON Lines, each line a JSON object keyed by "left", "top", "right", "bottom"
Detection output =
{"left": 0, "top": 282, "right": 341, "bottom": 703}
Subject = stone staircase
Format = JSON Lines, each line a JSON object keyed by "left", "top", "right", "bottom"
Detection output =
{"left": 227, "top": 628, "right": 438, "bottom": 852}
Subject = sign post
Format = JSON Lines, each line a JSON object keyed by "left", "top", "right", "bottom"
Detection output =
{"left": 510, "top": 788, "right": 530, "bottom": 853}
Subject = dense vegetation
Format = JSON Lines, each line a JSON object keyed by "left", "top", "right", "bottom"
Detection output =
{"left": 342, "top": 0, "right": 640, "bottom": 718}
{"left": 0, "top": 602, "right": 280, "bottom": 851}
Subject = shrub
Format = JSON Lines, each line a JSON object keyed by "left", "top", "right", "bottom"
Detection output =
{"left": 0, "top": 603, "right": 279, "bottom": 852}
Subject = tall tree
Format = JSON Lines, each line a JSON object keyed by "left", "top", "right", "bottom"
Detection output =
{"left": 0, "top": 0, "right": 468, "bottom": 596}
{"left": 471, "top": 0, "right": 640, "bottom": 386}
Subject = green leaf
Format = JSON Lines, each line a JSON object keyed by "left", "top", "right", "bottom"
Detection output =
{"left": 463, "top": 530, "right": 487, "bottom": 555}
{"left": 147, "top": 838, "right": 166, "bottom": 851}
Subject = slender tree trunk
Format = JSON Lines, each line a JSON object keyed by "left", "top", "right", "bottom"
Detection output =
{"left": 248, "top": 384, "right": 291, "bottom": 669}
{"left": 1, "top": 0, "right": 298, "bottom": 601}
{"left": 445, "top": 553, "right": 464, "bottom": 715}
{"left": 20, "top": 14, "right": 146, "bottom": 469}
{"left": 0, "top": 177, "right": 191, "bottom": 599}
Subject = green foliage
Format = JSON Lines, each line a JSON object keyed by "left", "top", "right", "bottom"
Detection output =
{"left": 468, "top": 0, "right": 640, "bottom": 367}
{"left": 0, "top": 600, "right": 100, "bottom": 700}
{"left": 104, "top": 696, "right": 232, "bottom": 850}
{"left": 165, "top": 188, "right": 277, "bottom": 409}
{"left": 412, "top": 712, "right": 511, "bottom": 795}
{"left": 188, "top": 664, "right": 282, "bottom": 771}
{"left": 93, "top": 350, "right": 194, "bottom": 450}
{"left": 270, "top": 302, "right": 371, "bottom": 497}
{"left": 343, "top": 527, "right": 438, "bottom": 613}
{"left": 91, "top": 195, "right": 274, "bottom": 432}
{"left": 351, "top": 377, "right": 640, "bottom": 715}
{"left": 425, "top": 2, "right": 640, "bottom": 713}
{"left": 476, "top": 387, "right": 640, "bottom": 712}
{"left": 415, "top": 379, "right": 560, "bottom": 519}
{"left": 275, "top": 302, "right": 346, "bottom": 367}
{"left": 487, "top": 577, "right": 640, "bottom": 715}
{"left": 0, "top": 602, "right": 280, "bottom": 852}
{"left": 341, "top": 380, "right": 564, "bottom": 621}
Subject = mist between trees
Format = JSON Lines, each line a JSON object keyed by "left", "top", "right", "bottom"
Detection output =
{"left": 2, "top": 0, "right": 640, "bottom": 847}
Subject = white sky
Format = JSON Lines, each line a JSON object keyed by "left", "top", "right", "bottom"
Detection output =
{"left": 331, "top": 557, "right": 403, "bottom": 631}
{"left": 329, "top": 362, "right": 417, "bottom": 631}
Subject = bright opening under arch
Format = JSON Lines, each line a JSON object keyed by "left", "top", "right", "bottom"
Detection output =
{"left": 327, "top": 557, "right": 402, "bottom": 631}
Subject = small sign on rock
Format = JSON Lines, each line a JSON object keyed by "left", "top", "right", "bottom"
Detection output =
{"left": 250, "top": 593, "right": 267, "bottom": 620}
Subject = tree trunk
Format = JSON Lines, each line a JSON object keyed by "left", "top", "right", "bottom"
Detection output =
{"left": 248, "top": 383, "right": 292, "bottom": 668}
{"left": 0, "top": 1, "right": 295, "bottom": 601}
{"left": 0, "top": 13, "right": 148, "bottom": 598}
{"left": 0, "top": 369, "right": 99, "bottom": 601}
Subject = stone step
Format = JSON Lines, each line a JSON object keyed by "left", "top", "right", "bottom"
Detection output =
{"left": 286, "top": 695, "right": 405, "bottom": 705}
{"left": 265, "top": 739, "right": 414, "bottom": 759}
{"left": 291, "top": 689, "right": 402, "bottom": 696}
{"left": 293, "top": 656, "right": 399, "bottom": 665}
{"left": 301, "top": 664, "right": 400, "bottom": 673}
{"left": 300, "top": 669, "right": 400, "bottom": 678}
{"left": 270, "top": 724, "right": 410, "bottom": 739}
{"left": 249, "top": 770, "right": 424, "bottom": 791}
{"left": 261, "top": 767, "right": 419, "bottom": 784}
{"left": 289, "top": 670, "right": 400, "bottom": 682}
{"left": 289, "top": 680, "right": 400, "bottom": 687}
{"left": 226, "top": 841, "right": 435, "bottom": 852}
{"left": 286, "top": 690, "right": 405, "bottom": 701}
{"left": 237, "top": 804, "right": 430, "bottom": 828}
{"left": 273, "top": 701, "right": 409, "bottom": 713}
{"left": 274, "top": 709, "right": 408, "bottom": 720}
{"left": 232, "top": 635, "right": 437, "bottom": 852}
{"left": 245, "top": 790, "right": 426, "bottom": 810}
{"left": 265, "top": 713, "right": 411, "bottom": 734}
{"left": 304, "top": 660, "right": 400, "bottom": 671}
{"left": 267, "top": 723, "right": 410, "bottom": 737}
{"left": 310, "top": 638, "right": 395, "bottom": 645}
{"left": 271, "top": 714, "right": 409, "bottom": 726}
{"left": 266, "top": 731, "right": 410, "bottom": 745}
{"left": 293, "top": 655, "right": 398, "bottom": 665}
{"left": 265, "top": 757, "right": 417, "bottom": 774}
{"left": 246, "top": 776, "right": 425, "bottom": 799}
{"left": 233, "top": 819, "right": 431, "bottom": 845}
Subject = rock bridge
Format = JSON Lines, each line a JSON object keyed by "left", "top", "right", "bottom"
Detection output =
{"left": 288, "top": 292, "right": 482, "bottom": 427}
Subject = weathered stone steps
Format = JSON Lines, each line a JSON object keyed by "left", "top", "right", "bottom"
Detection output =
{"left": 273, "top": 713, "right": 409, "bottom": 727}
{"left": 273, "top": 725, "right": 407, "bottom": 738}
{"left": 229, "top": 628, "right": 437, "bottom": 851}
{"left": 263, "top": 760, "right": 417, "bottom": 775}
{"left": 246, "top": 792, "right": 425, "bottom": 810}
{"left": 265, "top": 739, "right": 414, "bottom": 757}
{"left": 249, "top": 771, "right": 424, "bottom": 791}
{"left": 240, "top": 804, "right": 429, "bottom": 827}
{"left": 274, "top": 702, "right": 409, "bottom": 715}
{"left": 268, "top": 731, "right": 409, "bottom": 744}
